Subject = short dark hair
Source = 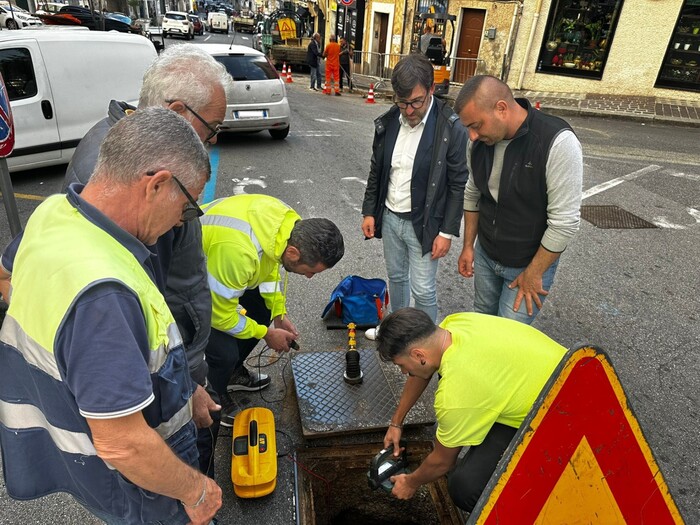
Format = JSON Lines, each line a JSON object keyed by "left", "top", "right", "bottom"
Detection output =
{"left": 376, "top": 308, "right": 437, "bottom": 362}
{"left": 288, "top": 218, "right": 344, "bottom": 268}
{"left": 391, "top": 54, "right": 434, "bottom": 99}
{"left": 454, "top": 75, "right": 513, "bottom": 115}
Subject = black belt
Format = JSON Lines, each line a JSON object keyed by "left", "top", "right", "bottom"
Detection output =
{"left": 388, "top": 209, "right": 412, "bottom": 221}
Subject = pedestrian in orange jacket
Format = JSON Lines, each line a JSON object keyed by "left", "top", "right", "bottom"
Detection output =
{"left": 323, "top": 34, "right": 341, "bottom": 96}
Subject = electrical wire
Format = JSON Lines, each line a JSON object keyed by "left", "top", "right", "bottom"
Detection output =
{"left": 244, "top": 343, "right": 292, "bottom": 404}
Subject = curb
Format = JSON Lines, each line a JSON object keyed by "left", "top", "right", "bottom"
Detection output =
{"left": 541, "top": 105, "right": 700, "bottom": 128}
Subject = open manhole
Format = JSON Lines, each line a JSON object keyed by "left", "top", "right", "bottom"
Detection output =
{"left": 294, "top": 441, "right": 463, "bottom": 525}
{"left": 581, "top": 205, "right": 657, "bottom": 229}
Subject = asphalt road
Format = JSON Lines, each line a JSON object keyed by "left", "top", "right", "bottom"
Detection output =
{"left": 0, "top": 30, "right": 698, "bottom": 524}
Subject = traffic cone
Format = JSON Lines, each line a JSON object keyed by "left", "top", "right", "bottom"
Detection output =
{"left": 366, "top": 84, "right": 376, "bottom": 104}
{"left": 286, "top": 66, "right": 293, "bottom": 83}
{"left": 282, "top": 63, "right": 287, "bottom": 77}
{"left": 535, "top": 101, "right": 541, "bottom": 110}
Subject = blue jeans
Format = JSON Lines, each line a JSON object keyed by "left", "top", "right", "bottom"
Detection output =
{"left": 310, "top": 66, "right": 321, "bottom": 89}
{"left": 78, "top": 502, "right": 194, "bottom": 525}
{"left": 381, "top": 209, "right": 439, "bottom": 322}
{"left": 473, "top": 240, "right": 559, "bottom": 325}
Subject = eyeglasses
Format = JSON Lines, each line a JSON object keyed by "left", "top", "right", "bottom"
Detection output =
{"left": 166, "top": 99, "right": 221, "bottom": 143}
{"left": 147, "top": 170, "right": 204, "bottom": 222}
{"left": 394, "top": 92, "right": 429, "bottom": 110}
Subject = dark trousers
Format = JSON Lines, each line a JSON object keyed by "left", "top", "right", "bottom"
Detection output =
{"left": 206, "top": 287, "right": 272, "bottom": 398}
{"left": 198, "top": 288, "right": 271, "bottom": 477}
{"left": 339, "top": 63, "right": 351, "bottom": 90}
{"left": 447, "top": 423, "right": 518, "bottom": 512}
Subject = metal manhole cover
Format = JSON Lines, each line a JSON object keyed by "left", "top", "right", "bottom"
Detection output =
{"left": 581, "top": 205, "right": 657, "bottom": 229}
{"left": 291, "top": 349, "right": 435, "bottom": 438}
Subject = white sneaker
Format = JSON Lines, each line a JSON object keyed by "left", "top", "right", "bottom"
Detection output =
{"left": 365, "top": 326, "right": 379, "bottom": 341}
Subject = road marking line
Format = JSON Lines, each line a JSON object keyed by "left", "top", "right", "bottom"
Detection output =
{"left": 0, "top": 192, "right": 45, "bottom": 201}
{"left": 687, "top": 208, "right": 700, "bottom": 223}
{"left": 341, "top": 176, "right": 367, "bottom": 185}
{"left": 668, "top": 172, "right": 700, "bottom": 181}
{"left": 330, "top": 118, "right": 351, "bottom": 123}
{"left": 581, "top": 165, "right": 661, "bottom": 200}
{"left": 652, "top": 217, "right": 686, "bottom": 230}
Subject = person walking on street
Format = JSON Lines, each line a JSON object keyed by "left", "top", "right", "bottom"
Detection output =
{"left": 0, "top": 108, "right": 222, "bottom": 525}
{"left": 377, "top": 307, "right": 566, "bottom": 513}
{"left": 59, "top": 43, "right": 233, "bottom": 478}
{"left": 339, "top": 36, "right": 353, "bottom": 92}
{"left": 201, "top": 194, "right": 344, "bottom": 431}
{"left": 455, "top": 75, "right": 583, "bottom": 324}
{"left": 361, "top": 54, "right": 468, "bottom": 339}
{"left": 307, "top": 32, "right": 323, "bottom": 91}
{"left": 323, "top": 34, "right": 341, "bottom": 95}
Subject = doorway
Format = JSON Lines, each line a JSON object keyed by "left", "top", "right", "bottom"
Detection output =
{"left": 371, "top": 11, "right": 389, "bottom": 77}
{"left": 455, "top": 8, "right": 484, "bottom": 83}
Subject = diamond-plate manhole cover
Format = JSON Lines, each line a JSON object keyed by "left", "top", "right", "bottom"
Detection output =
{"left": 291, "top": 349, "right": 435, "bottom": 438}
{"left": 581, "top": 205, "right": 657, "bottom": 229}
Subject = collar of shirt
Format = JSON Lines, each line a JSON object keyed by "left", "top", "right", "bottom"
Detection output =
{"left": 398, "top": 94, "right": 434, "bottom": 129}
{"left": 66, "top": 183, "right": 155, "bottom": 270}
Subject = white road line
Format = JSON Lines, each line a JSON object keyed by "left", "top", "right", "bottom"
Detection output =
{"left": 581, "top": 165, "right": 661, "bottom": 200}
{"left": 330, "top": 118, "right": 351, "bottom": 123}
{"left": 668, "top": 172, "right": 700, "bottom": 182}
{"left": 240, "top": 36, "right": 249, "bottom": 40}
{"left": 204, "top": 35, "right": 211, "bottom": 41}
{"left": 341, "top": 177, "right": 367, "bottom": 185}
{"left": 652, "top": 217, "right": 686, "bottom": 230}
{"left": 687, "top": 208, "right": 700, "bottom": 223}
{"left": 314, "top": 119, "right": 329, "bottom": 123}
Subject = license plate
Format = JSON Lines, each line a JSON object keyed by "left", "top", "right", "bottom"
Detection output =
{"left": 235, "top": 110, "right": 267, "bottom": 119}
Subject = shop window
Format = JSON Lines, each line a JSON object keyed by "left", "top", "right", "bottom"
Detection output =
{"left": 656, "top": 0, "right": 700, "bottom": 92}
{"left": 536, "top": 0, "right": 624, "bottom": 79}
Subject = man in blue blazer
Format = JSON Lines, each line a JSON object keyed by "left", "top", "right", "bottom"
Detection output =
{"left": 361, "top": 54, "right": 468, "bottom": 338}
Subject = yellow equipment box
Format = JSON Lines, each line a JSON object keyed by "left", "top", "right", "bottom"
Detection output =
{"left": 231, "top": 407, "right": 277, "bottom": 498}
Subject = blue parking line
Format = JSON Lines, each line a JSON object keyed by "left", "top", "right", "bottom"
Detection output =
{"left": 203, "top": 146, "right": 219, "bottom": 204}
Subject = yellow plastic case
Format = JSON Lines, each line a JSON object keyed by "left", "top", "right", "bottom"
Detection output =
{"left": 231, "top": 407, "right": 277, "bottom": 498}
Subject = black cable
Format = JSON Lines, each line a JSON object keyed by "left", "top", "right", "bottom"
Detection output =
{"left": 244, "top": 344, "right": 291, "bottom": 404}
{"left": 275, "top": 428, "right": 294, "bottom": 457}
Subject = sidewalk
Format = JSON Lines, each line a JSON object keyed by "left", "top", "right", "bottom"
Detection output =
{"left": 512, "top": 90, "right": 700, "bottom": 127}
{"left": 340, "top": 73, "right": 700, "bottom": 127}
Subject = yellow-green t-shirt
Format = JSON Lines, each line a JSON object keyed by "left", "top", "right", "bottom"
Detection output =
{"left": 434, "top": 313, "right": 566, "bottom": 448}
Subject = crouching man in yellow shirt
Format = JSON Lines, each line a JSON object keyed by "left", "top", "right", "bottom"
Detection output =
{"left": 376, "top": 308, "right": 567, "bottom": 512}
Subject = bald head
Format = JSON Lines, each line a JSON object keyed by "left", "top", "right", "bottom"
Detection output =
{"left": 454, "top": 75, "right": 515, "bottom": 115}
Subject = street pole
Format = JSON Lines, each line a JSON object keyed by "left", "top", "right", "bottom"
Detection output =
{"left": 0, "top": 158, "right": 22, "bottom": 238}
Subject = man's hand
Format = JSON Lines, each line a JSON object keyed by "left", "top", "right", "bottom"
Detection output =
{"left": 191, "top": 385, "right": 220, "bottom": 429}
{"left": 508, "top": 267, "right": 548, "bottom": 316}
{"left": 457, "top": 246, "right": 474, "bottom": 278}
{"left": 383, "top": 425, "right": 403, "bottom": 456}
{"left": 431, "top": 236, "right": 451, "bottom": 260}
{"left": 391, "top": 473, "right": 418, "bottom": 500}
{"left": 183, "top": 476, "right": 222, "bottom": 525}
{"left": 264, "top": 327, "right": 296, "bottom": 353}
{"left": 273, "top": 315, "right": 299, "bottom": 338}
{"left": 361, "top": 216, "right": 375, "bottom": 239}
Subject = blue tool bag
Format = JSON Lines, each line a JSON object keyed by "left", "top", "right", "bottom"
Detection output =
{"left": 321, "top": 276, "right": 388, "bottom": 326}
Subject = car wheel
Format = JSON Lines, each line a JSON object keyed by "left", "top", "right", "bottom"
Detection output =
{"left": 6, "top": 19, "right": 19, "bottom": 30}
{"left": 269, "top": 126, "right": 290, "bottom": 140}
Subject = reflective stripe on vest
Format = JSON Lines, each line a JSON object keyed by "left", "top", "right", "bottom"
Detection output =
{"left": 0, "top": 195, "right": 194, "bottom": 516}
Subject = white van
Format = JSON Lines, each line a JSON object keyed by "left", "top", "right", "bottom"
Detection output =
{"left": 207, "top": 12, "right": 228, "bottom": 34}
{"left": 0, "top": 30, "right": 156, "bottom": 172}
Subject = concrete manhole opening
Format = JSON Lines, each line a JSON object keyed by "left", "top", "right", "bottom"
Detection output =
{"left": 294, "top": 441, "right": 463, "bottom": 525}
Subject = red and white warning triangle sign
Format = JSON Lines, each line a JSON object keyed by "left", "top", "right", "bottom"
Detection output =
{"left": 471, "top": 346, "right": 684, "bottom": 524}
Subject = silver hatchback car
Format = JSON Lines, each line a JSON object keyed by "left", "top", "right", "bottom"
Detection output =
{"left": 196, "top": 44, "right": 291, "bottom": 140}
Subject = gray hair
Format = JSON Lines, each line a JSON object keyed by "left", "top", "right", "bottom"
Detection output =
{"left": 138, "top": 44, "right": 233, "bottom": 113}
{"left": 391, "top": 53, "right": 434, "bottom": 99}
{"left": 92, "top": 107, "right": 210, "bottom": 190}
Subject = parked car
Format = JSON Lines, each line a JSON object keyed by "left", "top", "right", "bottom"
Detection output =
{"left": 0, "top": 4, "right": 42, "bottom": 29}
{"left": 0, "top": 30, "right": 156, "bottom": 172}
{"left": 188, "top": 14, "right": 203, "bottom": 35}
{"left": 55, "top": 5, "right": 130, "bottom": 32}
{"left": 163, "top": 11, "right": 193, "bottom": 39}
{"left": 194, "top": 44, "right": 290, "bottom": 140}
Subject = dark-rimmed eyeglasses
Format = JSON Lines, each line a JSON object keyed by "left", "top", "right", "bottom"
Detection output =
{"left": 147, "top": 170, "right": 204, "bottom": 222}
{"left": 165, "top": 99, "right": 221, "bottom": 143}
{"left": 394, "top": 92, "right": 429, "bottom": 110}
